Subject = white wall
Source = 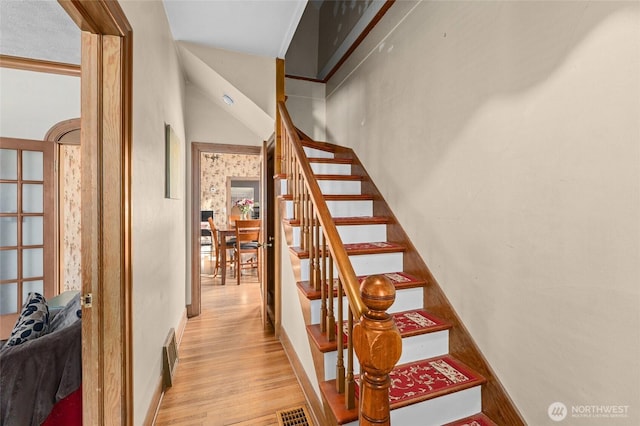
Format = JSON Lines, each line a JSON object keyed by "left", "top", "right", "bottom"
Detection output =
{"left": 183, "top": 82, "right": 264, "bottom": 305}
{"left": 326, "top": 2, "right": 640, "bottom": 425}
{"left": 279, "top": 222, "right": 322, "bottom": 400}
{"left": 0, "top": 68, "right": 79, "bottom": 139}
{"left": 285, "top": 77, "right": 326, "bottom": 141}
{"left": 185, "top": 83, "right": 264, "bottom": 147}
{"left": 119, "top": 1, "right": 187, "bottom": 424}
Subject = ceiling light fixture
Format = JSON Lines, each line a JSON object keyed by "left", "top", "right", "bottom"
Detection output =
{"left": 222, "top": 94, "right": 234, "bottom": 105}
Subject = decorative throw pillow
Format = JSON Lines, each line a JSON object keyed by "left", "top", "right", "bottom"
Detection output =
{"left": 49, "top": 292, "right": 82, "bottom": 333}
{"left": 6, "top": 292, "right": 50, "bottom": 347}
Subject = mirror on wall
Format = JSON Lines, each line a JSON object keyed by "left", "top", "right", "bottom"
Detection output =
{"left": 228, "top": 177, "right": 260, "bottom": 219}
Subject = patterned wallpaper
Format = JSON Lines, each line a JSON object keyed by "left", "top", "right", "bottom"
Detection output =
{"left": 61, "top": 144, "right": 81, "bottom": 291}
{"left": 200, "top": 152, "right": 261, "bottom": 229}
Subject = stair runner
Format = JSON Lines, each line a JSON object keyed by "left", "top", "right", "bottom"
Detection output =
{"left": 283, "top": 141, "right": 497, "bottom": 425}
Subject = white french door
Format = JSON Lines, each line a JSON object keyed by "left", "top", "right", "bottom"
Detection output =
{"left": 0, "top": 137, "right": 54, "bottom": 338}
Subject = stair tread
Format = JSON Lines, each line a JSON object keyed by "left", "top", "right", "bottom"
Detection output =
{"left": 443, "top": 413, "right": 498, "bottom": 426}
{"left": 297, "top": 271, "right": 426, "bottom": 300}
{"left": 290, "top": 241, "right": 405, "bottom": 259}
{"left": 280, "top": 194, "right": 373, "bottom": 201}
{"left": 301, "top": 139, "right": 339, "bottom": 153}
{"left": 321, "top": 355, "right": 487, "bottom": 424}
{"left": 315, "top": 174, "right": 364, "bottom": 181}
{"left": 308, "top": 157, "right": 353, "bottom": 164}
{"left": 307, "top": 309, "right": 451, "bottom": 352}
{"left": 285, "top": 215, "right": 391, "bottom": 227}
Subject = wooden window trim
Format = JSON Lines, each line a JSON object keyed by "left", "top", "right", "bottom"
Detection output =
{"left": 0, "top": 54, "right": 80, "bottom": 77}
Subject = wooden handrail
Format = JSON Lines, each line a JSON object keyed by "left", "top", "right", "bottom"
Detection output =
{"left": 278, "top": 102, "right": 367, "bottom": 317}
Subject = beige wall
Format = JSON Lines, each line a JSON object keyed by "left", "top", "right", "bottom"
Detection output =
{"left": 119, "top": 1, "right": 187, "bottom": 424}
{"left": 184, "top": 83, "right": 264, "bottom": 306}
{"left": 0, "top": 68, "right": 79, "bottom": 139}
{"left": 326, "top": 1, "right": 640, "bottom": 424}
{"left": 285, "top": 77, "right": 327, "bottom": 141}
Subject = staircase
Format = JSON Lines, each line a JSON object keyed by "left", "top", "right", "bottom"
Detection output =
{"left": 276, "top": 102, "right": 524, "bottom": 425}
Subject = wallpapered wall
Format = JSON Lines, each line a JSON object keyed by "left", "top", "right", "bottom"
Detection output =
{"left": 200, "top": 152, "right": 261, "bottom": 229}
{"left": 61, "top": 144, "right": 81, "bottom": 292}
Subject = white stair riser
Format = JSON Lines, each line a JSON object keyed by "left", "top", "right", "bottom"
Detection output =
{"left": 309, "top": 287, "right": 423, "bottom": 324}
{"left": 311, "top": 162, "right": 352, "bottom": 175}
{"left": 283, "top": 179, "right": 359, "bottom": 195}
{"left": 318, "top": 180, "right": 361, "bottom": 195}
{"left": 292, "top": 224, "right": 387, "bottom": 246}
{"left": 343, "top": 387, "right": 482, "bottom": 426}
{"left": 322, "top": 330, "right": 449, "bottom": 381}
{"left": 299, "top": 252, "right": 403, "bottom": 281}
{"left": 304, "top": 147, "right": 334, "bottom": 158}
{"left": 285, "top": 200, "right": 373, "bottom": 220}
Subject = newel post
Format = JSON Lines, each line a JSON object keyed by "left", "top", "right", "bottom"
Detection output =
{"left": 353, "top": 275, "right": 402, "bottom": 426}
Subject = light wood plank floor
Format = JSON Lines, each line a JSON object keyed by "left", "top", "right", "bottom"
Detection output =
{"left": 154, "top": 252, "right": 308, "bottom": 425}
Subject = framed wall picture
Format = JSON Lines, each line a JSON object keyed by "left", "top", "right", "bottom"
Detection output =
{"left": 165, "top": 124, "right": 181, "bottom": 199}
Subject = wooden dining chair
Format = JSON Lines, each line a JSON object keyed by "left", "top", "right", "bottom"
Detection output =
{"left": 208, "top": 217, "right": 234, "bottom": 278}
{"left": 233, "top": 219, "right": 261, "bottom": 285}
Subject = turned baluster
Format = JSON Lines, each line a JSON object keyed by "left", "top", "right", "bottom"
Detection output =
{"left": 345, "top": 307, "right": 355, "bottom": 410}
{"left": 325, "top": 235, "right": 336, "bottom": 341}
{"left": 353, "top": 275, "right": 402, "bottom": 426}
{"left": 335, "top": 271, "right": 345, "bottom": 393}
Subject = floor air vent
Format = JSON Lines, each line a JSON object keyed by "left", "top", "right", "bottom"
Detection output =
{"left": 276, "top": 406, "right": 313, "bottom": 426}
{"left": 162, "top": 328, "right": 178, "bottom": 389}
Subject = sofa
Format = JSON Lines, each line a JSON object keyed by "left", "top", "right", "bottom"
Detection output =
{"left": 0, "top": 292, "right": 82, "bottom": 426}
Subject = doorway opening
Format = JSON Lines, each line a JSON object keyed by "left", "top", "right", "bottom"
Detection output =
{"left": 190, "top": 142, "right": 263, "bottom": 317}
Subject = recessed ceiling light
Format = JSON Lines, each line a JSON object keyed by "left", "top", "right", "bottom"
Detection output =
{"left": 222, "top": 94, "right": 234, "bottom": 105}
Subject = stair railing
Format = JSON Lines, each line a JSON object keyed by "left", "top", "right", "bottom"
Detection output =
{"left": 278, "top": 101, "right": 402, "bottom": 426}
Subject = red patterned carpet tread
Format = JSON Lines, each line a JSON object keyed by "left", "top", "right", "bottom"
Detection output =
{"left": 284, "top": 214, "right": 387, "bottom": 226}
{"left": 290, "top": 242, "right": 405, "bottom": 258}
{"left": 307, "top": 309, "right": 450, "bottom": 352}
{"left": 355, "top": 355, "right": 486, "bottom": 409}
{"left": 443, "top": 413, "right": 498, "bottom": 426}
{"left": 297, "top": 271, "right": 426, "bottom": 299}
{"left": 393, "top": 309, "right": 451, "bottom": 336}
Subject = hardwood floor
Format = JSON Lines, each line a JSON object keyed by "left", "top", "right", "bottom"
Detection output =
{"left": 154, "top": 251, "right": 308, "bottom": 425}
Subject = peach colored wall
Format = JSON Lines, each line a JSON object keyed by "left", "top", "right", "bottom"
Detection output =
{"left": 326, "top": 2, "right": 640, "bottom": 424}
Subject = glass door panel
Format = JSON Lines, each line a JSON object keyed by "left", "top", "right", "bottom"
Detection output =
{"left": 22, "top": 151, "right": 43, "bottom": 180}
{"left": 0, "top": 149, "right": 17, "bottom": 179}
{"left": 0, "top": 137, "right": 53, "bottom": 338}
{"left": 0, "top": 183, "right": 18, "bottom": 213}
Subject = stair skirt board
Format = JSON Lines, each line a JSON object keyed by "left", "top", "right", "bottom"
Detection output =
{"left": 309, "top": 287, "right": 423, "bottom": 324}
{"left": 299, "top": 252, "right": 404, "bottom": 282}
{"left": 291, "top": 224, "right": 387, "bottom": 246}
{"left": 322, "top": 330, "right": 450, "bottom": 381}
{"left": 341, "top": 387, "right": 483, "bottom": 426}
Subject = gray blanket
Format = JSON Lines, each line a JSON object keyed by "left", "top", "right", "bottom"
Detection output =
{"left": 0, "top": 320, "right": 82, "bottom": 426}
